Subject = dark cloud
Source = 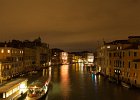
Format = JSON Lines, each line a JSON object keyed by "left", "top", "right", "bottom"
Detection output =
{"left": 0, "top": 0, "right": 140, "bottom": 51}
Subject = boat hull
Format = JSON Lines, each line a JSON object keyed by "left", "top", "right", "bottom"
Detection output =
{"left": 121, "top": 82, "right": 130, "bottom": 88}
{"left": 26, "top": 91, "right": 48, "bottom": 100}
{"left": 26, "top": 76, "right": 49, "bottom": 100}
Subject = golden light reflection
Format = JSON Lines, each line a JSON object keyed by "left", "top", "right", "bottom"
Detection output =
{"left": 60, "top": 65, "right": 70, "bottom": 98}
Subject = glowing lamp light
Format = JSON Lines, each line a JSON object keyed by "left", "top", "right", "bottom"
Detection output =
{"left": 49, "top": 62, "right": 51, "bottom": 66}
{"left": 20, "top": 84, "right": 26, "bottom": 89}
{"left": 34, "top": 86, "right": 37, "bottom": 88}
{"left": 1, "top": 49, "right": 4, "bottom": 53}
{"left": 7, "top": 50, "right": 10, "bottom": 53}
{"left": 119, "top": 70, "right": 120, "bottom": 73}
{"left": 99, "top": 67, "right": 101, "bottom": 72}
{"left": 20, "top": 83, "right": 27, "bottom": 94}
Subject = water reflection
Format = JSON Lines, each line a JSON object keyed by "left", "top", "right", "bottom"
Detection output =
{"left": 60, "top": 65, "right": 70, "bottom": 99}
{"left": 47, "top": 63, "right": 140, "bottom": 100}
{"left": 75, "top": 63, "right": 84, "bottom": 72}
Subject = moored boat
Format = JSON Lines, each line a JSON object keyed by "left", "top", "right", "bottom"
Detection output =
{"left": 26, "top": 77, "right": 49, "bottom": 100}
{"left": 121, "top": 82, "right": 130, "bottom": 88}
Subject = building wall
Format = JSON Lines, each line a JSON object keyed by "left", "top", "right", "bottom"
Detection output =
{"left": 108, "top": 45, "right": 140, "bottom": 87}
{"left": 35, "top": 46, "right": 50, "bottom": 68}
{"left": 96, "top": 37, "right": 140, "bottom": 87}
{"left": 0, "top": 47, "right": 23, "bottom": 80}
{"left": 23, "top": 48, "right": 36, "bottom": 72}
{"left": 0, "top": 39, "right": 50, "bottom": 82}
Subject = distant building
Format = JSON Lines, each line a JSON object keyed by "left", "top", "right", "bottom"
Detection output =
{"left": 68, "top": 51, "right": 94, "bottom": 65}
{"left": 50, "top": 48, "right": 64, "bottom": 65}
{"left": 82, "top": 51, "right": 94, "bottom": 65}
{"left": 60, "top": 52, "right": 68, "bottom": 64}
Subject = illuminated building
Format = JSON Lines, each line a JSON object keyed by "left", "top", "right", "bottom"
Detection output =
{"left": 23, "top": 48, "right": 36, "bottom": 72}
{"left": 96, "top": 36, "right": 140, "bottom": 87}
{"left": 60, "top": 52, "right": 68, "bottom": 64}
{"left": 83, "top": 52, "right": 94, "bottom": 65}
{"left": 0, "top": 37, "right": 50, "bottom": 82}
{"left": 0, "top": 47, "right": 23, "bottom": 81}
{"left": 51, "top": 48, "right": 64, "bottom": 65}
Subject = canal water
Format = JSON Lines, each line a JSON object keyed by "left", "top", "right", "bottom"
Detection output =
{"left": 45, "top": 63, "right": 140, "bottom": 100}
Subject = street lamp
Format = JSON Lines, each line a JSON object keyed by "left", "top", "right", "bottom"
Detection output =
{"left": 115, "top": 69, "right": 121, "bottom": 84}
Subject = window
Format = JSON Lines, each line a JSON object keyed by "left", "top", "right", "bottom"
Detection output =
{"left": 129, "top": 51, "right": 130, "bottom": 56}
{"left": 128, "top": 61, "right": 130, "bottom": 68}
{"left": 12, "top": 50, "right": 14, "bottom": 53}
{"left": 120, "top": 52, "right": 122, "bottom": 57}
{"left": 109, "top": 53, "right": 111, "bottom": 57}
{"left": 127, "top": 72, "right": 129, "bottom": 77}
{"left": 7, "top": 49, "right": 10, "bottom": 53}
{"left": 1, "top": 49, "right": 4, "bottom": 53}
{"left": 135, "top": 80, "right": 137, "bottom": 84}
{"left": 114, "top": 53, "right": 116, "bottom": 57}
{"left": 123, "top": 52, "right": 125, "bottom": 57}
{"left": 114, "top": 60, "right": 116, "bottom": 67}
{"left": 135, "top": 64, "right": 137, "bottom": 69}
{"left": 120, "top": 61, "right": 122, "bottom": 67}
{"left": 0, "top": 93, "right": 3, "bottom": 98}
{"left": 107, "top": 45, "right": 110, "bottom": 48}
{"left": 117, "top": 46, "right": 122, "bottom": 50}
{"left": 134, "top": 52, "right": 137, "bottom": 57}
{"left": 123, "top": 61, "right": 124, "bottom": 67}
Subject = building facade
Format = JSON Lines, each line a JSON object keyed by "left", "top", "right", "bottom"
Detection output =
{"left": 0, "top": 47, "right": 23, "bottom": 81}
{"left": 96, "top": 36, "right": 140, "bottom": 87}
{"left": 0, "top": 37, "right": 50, "bottom": 82}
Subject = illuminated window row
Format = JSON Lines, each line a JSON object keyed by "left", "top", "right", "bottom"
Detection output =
{"left": 0, "top": 49, "right": 23, "bottom": 54}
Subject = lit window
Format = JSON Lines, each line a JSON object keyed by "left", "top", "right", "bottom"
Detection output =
{"left": 1, "top": 49, "right": 4, "bottom": 53}
{"left": 9, "top": 65, "right": 11, "bottom": 69}
{"left": 107, "top": 46, "right": 110, "bottom": 48}
{"left": 119, "top": 70, "right": 120, "bottom": 73}
{"left": 7, "top": 50, "right": 10, "bottom": 53}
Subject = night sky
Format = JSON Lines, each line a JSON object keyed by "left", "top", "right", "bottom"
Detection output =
{"left": 0, "top": 0, "right": 140, "bottom": 51}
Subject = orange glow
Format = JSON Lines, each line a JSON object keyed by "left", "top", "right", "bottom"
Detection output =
{"left": 60, "top": 65, "right": 70, "bottom": 97}
{"left": 61, "top": 52, "right": 68, "bottom": 64}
